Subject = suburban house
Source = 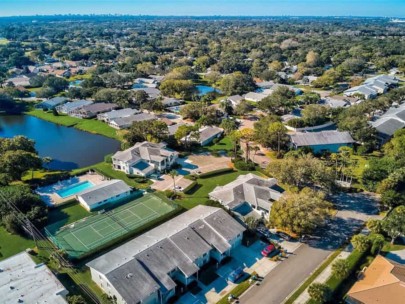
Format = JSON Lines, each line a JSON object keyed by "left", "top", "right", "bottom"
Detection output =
{"left": 0, "top": 252, "right": 69, "bottom": 304}
{"left": 255, "top": 81, "right": 275, "bottom": 89}
{"left": 97, "top": 108, "right": 140, "bottom": 123}
{"left": 86, "top": 205, "right": 245, "bottom": 304}
{"left": 227, "top": 95, "right": 244, "bottom": 107}
{"left": 134, "top": 77, "right": 158, "bottom": 88}
{"left": 35, "top": 97, "right": 68, "bottom": 109}
{"left": 112, "top": 141, "right": 178, "bottom": 176}
{"left": 76, "top": 179, "right": 132, "bottom": 211}
{"left": 370, "top": 103, "right": 405, "bottom": 143}
{"left": 209, "top": 173, "right": 284, "bottom": 217}
{"left": 69, "top": 102, "right": 118, "bottom": 118}
{"left": 182, "top": 126, "right": 224, "bottom": 146}
{"left": 3, "top": 75, "right": 31, "bottom": 87}
{"left": 108, "top": 112, "right": 156, "bottom": 129}
{"left": 56, "top": 100, "right": 93, "bottom": 114}
{"left": 161, "top": 97, "right": 183, "bottom": 107}
{"left": 133, "top": 87, "right": 161, "bottom": 100}
{"left": 290, "top": 130, "right": 355, "bottom": 154}
{"left": 321, "top": 97, "right": 350, "bottom": 108}
{"left": 346, "top": 255, "right": 405, "bottom": 304}
{"left": 244, "top": 92, "right": 268, "bottom": 102}
{"left": 344, "top": 74, "right": 399, "bottom": 99}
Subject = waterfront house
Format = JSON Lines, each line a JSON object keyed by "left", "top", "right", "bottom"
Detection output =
{"left": 69, "top": 102, "right": 118, "bottom": 118}
{"left": 35, "top": 97, "right": 68, "bottom": 110}
{"left": 108, "top": 112, "right": 156, "bottom": 129}
{"left": 56, "top": 100, "right": 93, "bottom": 114}
{"left": 97, "top": 108, "right": 140, "bottom": 123}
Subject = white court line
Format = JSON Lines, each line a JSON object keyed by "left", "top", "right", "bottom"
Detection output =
{"left": 71, "top": 231, "right": 90, "bottom": 250}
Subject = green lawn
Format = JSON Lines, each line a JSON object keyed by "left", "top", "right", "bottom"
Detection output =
{"left": 26, "top": 109, "right": 122, "bottom": 140}
{"left": 205, "top": 136, "right": 234, "bottom": 153}
{"left": 47, "top": 201, "right": 91, "bottom": 232}
{"left": 176, "top": 170, "right": 263, "bottom": 209}
{"left": 0, "top": 226, "right": 35, "bottom": 261}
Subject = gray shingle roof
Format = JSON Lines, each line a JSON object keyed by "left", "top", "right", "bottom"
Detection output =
{"left": 198, "top": 126, "right": 224, "bottom": 143}
{"left": 371, "top": 103, "right": 405, "bottom": 137}
{"left": 290, "top": 131, "right": 355, "bottom": 147}
{"left": 209, "top": 173, "right": 283, "bottom": 212}
{"left": 99, "top": 108, "right": 140, "bottom": 120}
{"left": 106, "top": 259, "right": 160, "bottom": 304}
{"left": 110, "top": 113, "right": 156, "bottom": 128}
{"left": 87, "top": 205, "right": 245, "bottom": 301}
{"left": 77, "top": 179, "right": 131, "bottom": 207}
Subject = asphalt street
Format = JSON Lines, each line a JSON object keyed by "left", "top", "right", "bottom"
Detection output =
{"left": 240, "top": 192, "right": 380, "bottom": 304}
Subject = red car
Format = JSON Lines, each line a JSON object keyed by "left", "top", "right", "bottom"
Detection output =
{"left": 261, "top": 244, "right": 276, "bottom": 257}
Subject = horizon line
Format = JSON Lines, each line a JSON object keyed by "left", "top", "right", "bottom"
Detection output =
{"left": 0, "top": 14, "right": 403, "bottom": 19}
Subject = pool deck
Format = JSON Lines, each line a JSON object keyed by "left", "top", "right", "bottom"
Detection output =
{"left": 36, "top": 172, "right": 106, "bottom": 207}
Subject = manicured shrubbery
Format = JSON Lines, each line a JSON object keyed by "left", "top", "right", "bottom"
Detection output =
{"left": 234, "top": 159, "right": 256, "bottom": 171}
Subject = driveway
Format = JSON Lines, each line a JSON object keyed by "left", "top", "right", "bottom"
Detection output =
{"left": 240, "top": 192, "right": 380, "bottom": 304}
{"left": 151, "top": 175, "right": 193, "bottom": 191}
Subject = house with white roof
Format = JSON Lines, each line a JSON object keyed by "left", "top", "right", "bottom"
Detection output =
{"left": 244, "top": 92, "right": 268, "bottom": 102}
{"left": 182, "top": 126, "right": 224, "bottom": 146}
{"left": 344, "top": 75, "right": 399, "bottom": 99}
{"left": 112, "top": 141, "right": 178, "bottom": 176}
{"left": 56, "top": 100, "right": 93, "bottom": 114}
{"left": 97, "top": 108, "right": 140, "bottom": 123}
{"left": 227, "top": 95, "right": 244, "bottom": 107}
{"left": 108, "top": 112, "right": 156, "bottom": 129}
{"left": 76, "top": 179, "right": 132, "bottom": 211}
{"left": 86, "top": 205, "right": 245, "bottom": 304}
{"left": 0, "top": 252, "right": 68, "bottom": 304}
{"left": 209, "top": 173, "right": 284, "bottom": 217}
{"left": 3, "top": 75, "right": 31, "bottom": 87}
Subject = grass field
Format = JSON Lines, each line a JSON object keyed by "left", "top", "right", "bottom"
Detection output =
{"left": 0, "top": 227, "right": 35, "bottom": 261}
{"left": 46, "top": 194, "right": 177, "bottom": 259}
{"left": 176, "top": 170, "right": 264, "bottom": 209}
{"left": 26, "top": 109, "right": 122, "bottom": 140}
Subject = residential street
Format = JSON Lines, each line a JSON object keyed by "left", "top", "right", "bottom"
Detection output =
{"left": 240, "top": 244, "right": 332, "bottom": 304}
{"left": 241, "top": 192, "right": 380, "bottom": 304}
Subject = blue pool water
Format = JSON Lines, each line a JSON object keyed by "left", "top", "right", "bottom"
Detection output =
{"left": 196, "top": 85, "right": 222, "bottom": 96}
{"left": 69, "top": 80, "right": 83, "bottom": 87}
{"left": 132, "top": 83, "right": 148, "bottom": 89}
{"left": 56, "top": 181, "right": 94, "bottom": 198}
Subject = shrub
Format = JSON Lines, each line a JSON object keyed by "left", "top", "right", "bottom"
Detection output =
{"left": 351, "top": 234, "right": 370, "bottom": 252}
{"left": 331, "top": 259, "right": 350, "bottom": 279}
{"left": 182, "top": 181, "right": 198, "bottom": 194}
{"left": 198, "top": 167, "right": 234, "bottom": 178}
{"left": 234, "top": 159, "right": 256, "bottom": 171}
{"left": 308, "top": 283, "right": 331, "bottom": 303}
{"left": 104, "top": 154, "right": 112, "bottom": 163}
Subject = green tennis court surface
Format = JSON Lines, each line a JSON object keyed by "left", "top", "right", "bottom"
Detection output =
{"left": 46, "top": 193, "right": 178, "bottom": 259}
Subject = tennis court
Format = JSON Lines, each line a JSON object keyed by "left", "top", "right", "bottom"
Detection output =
{"left": 46, "top": 193, "right": 178, "bottom": 259}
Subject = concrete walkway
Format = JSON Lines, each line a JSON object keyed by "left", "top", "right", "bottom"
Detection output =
{"left": 293, "top": 245, "right": 353, "bottom": 304}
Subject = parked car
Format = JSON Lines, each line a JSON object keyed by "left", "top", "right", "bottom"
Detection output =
{"left": 228, "top": 267, "right": 244, "bottom": 283}
{"left": 277, "top": 232, "right": 291, "bottom": 241}
{"left": 261, "top": 244, "right": 276, "bottom": 257}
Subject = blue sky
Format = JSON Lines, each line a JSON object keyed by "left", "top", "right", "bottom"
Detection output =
{"left": 0, "top": 0, "right": 404, "bottom": 17}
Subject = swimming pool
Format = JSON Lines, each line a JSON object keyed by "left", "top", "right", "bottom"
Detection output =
{"left": 56, "top": 181, "right": 94, "bottom": 198}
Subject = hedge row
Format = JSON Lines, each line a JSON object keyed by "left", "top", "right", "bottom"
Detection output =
{"left": 217, "top": 272, "right": 257, "bottom": 304}
{"left": 198, "top": 167, "right": 234, "bottom": 178}
{"left": 183, "top": 181, "right": 198, "bottom": 194}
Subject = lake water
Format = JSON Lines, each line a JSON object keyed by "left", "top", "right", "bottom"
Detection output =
{"left": 0, "top": 115, "right": 120, "bottom": 170}
{"left": 196, "top": 85, "right": 222, "bottom": 96}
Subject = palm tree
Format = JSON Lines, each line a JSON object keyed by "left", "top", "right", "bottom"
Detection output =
{"left": 251, "top": 146, "right": 260, "bottom": 163}
{"left": 308, "top": 283, "right": 331, "bottom": 303}
{"left": 169, "top": 170, "right": 178, "bottom": 192}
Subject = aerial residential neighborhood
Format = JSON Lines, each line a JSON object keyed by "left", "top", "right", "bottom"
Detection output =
{"left": 0, "top": 2, "right": 405, "bottom": 304}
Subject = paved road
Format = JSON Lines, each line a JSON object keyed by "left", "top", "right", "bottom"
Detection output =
{"left": 240, "top": 244, "right": 332, "bottom": 304}
{"left": 240, "top": 192, "right": 380, "bottom": 304}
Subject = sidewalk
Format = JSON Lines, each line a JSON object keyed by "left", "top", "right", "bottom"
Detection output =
{"left": 293, "top": 245, "right": 353, "bottom": 304}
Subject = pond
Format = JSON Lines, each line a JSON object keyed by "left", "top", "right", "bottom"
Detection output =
{"left": 0, "top": 115, "right": 120, "bottom": 170}
{"left": 195, "top": 85, "right": 222, "bottom": 96}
